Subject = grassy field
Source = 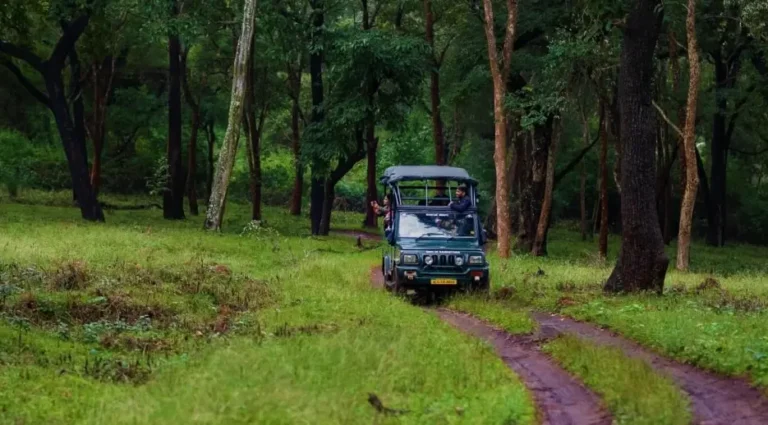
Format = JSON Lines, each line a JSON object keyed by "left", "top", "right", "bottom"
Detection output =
{"left": 0, "top": 194, "right": 535, "bottom": 425}
{"left": 4, "top": 190, "right": 768, "bottom": 424}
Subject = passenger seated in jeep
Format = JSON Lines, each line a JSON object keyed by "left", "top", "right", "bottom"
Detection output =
{"left": 449, "top": 184, "right": 471, "bottom": 212}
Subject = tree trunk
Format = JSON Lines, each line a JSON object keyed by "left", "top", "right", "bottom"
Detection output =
{"left": 181, "top": 48, "right": 200, "bottom": 216}
{"left": 677, "top": 0, "right": 701, "bottom": 271}
{"left": 309, "top": 0, "right": 326, "bottom": 235}
{"left": 425, "top": 0, "right": 445, "bottom": 165}
{"left": 598, "top": 101, "right": 609, "bottom": 259}
{"left": 604, "top": 0, "right": 668, "bottom": 293}
{"left": 481, "top": 0, "right": 518, "bottom": 258}
{"left": 532, "top": 118, "right": 561, "bottom": 256}
{"left": 186, "top": 110, "right": 200, "bottom": 215}
{"left": 165, "top": 10, "right": 185, "bottom": 220}
{"left": 579, "top": 106, "right": 589, "bottom": 241}
{"left": 86, "top": 56, "right": 116, "bottom": 196}
{"left": 206, "top": 120, "right": 215, "bottom": 203}
{"left": 243, "top": 39, "right": 264, "bottom": 222}
{"left": 289, "top": 64, "right": 303, "bottom": 216}
{"left": 707, "top": 54, "right": 730, "bottom": 247}
{"left": 364, "top": 118, "right": 378, "bottom": 228}
{"left": 516, "top": 132, "right": 534, "bottom": 251}
{"left": 0, "top": 16, "right": 102, "bottom": 221}
{"left": 204, "top": 0, "right": 259, "bottom": 231}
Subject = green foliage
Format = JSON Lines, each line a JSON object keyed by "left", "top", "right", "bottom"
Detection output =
{"left": 0, "top": 130, "right": 34, "bottom": 196}
{"left": 544, "top": 336, "right": 691, "bottom": 425}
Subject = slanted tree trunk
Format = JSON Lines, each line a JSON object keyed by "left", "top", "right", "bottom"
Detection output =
{"left": 165, "top": 3, "right": 185, "bottom": 220}
{"left": 604, "top": 0, "right": 668, "bottom": 293}
{"left": 319, "top": 130, "right": 366, "bottom": 235}
{"left": 181, "top": 47, "right": 201, "bottom": 216}
{"left": 598, "top": 101, "right": 609, "bottom": 259}
{"left": 0, "top": 16, "right": 104, "bottom": 222}
{"left": 677, "top": 0, "right": 701, "bottom": 271}
{"left": 533, "top": 118, "right": 561, "bottom": 256}
{"left": 481, "top": 0, "right": 518, "bottom": 258}
{"left": 204, "top": 0, "right": 259, "bottom": 231}
{"left": 363, "top": 116, "right": 378, "bottom": 228}
{"left": 309, "top": 0, "right": 326, "bottom": 235}
{"left": 425, "top": 0, "right": 445, "bottom": 165}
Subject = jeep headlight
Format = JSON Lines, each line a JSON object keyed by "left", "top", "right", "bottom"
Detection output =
{"left": 468, "top": 255, "right": 484, "bottom": 265}
{"left": 402, "top": 254, "right": 418, "bottom": 264}
{"left": 454, "top": 256, "right": 464, "bottom": 266}
{"left": 424, "top": 255, "right": 434, "bottom": 265}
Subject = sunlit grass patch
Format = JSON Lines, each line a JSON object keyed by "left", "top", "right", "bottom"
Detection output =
{"left": 544, "top": 335, "right": 691, "bottom": 425}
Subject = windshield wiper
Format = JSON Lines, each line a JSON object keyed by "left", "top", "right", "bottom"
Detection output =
{"left": 416, "top": 232, "right": 447, "bottom": 240}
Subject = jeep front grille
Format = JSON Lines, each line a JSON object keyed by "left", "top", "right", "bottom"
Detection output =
{"left": 427, "top": 254, "right": 457, "bottom": 266}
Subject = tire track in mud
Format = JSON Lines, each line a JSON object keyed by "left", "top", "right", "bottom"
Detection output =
{"left": 370, "top": 266, "right": 611, "bottom": 425}
{"left": 533, "top": 312, "right": 768, "bottom": 425}
{"left": 437, "top": 309, "right": 612, "bottom": 425}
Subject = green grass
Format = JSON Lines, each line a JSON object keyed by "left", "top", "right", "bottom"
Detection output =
{"left": 477, "top": 224, "right": 768, "bottom": 390}
{"left": 0, "top": 195, "right": 535, "bottom": 425}
{"left": 543, "top": 335, "right": 691, "bottom": 425}
{"left": 446, "top": 295, "right": 535, "bottom": 334}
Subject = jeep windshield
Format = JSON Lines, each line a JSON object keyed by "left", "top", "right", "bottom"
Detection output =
{"left": 397, "top": 211, "right": 477, "bottom": 239}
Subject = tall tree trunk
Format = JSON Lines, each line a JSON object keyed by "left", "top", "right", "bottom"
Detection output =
{"left": 243, "top": 38, "right": 264, "bottom": 222}
{"left": 707, "top": 53, "right": 730, "bottom": 247}
{"left": 532, "top": 118, "right": 561, "bottom": 256}
{"left": 288, "top": 64, "right": 303, "bottom": 216}
{"left": 677, "top": 0, "right": 701, "bottom": 271}
{"left": 579, "top": 105, "right": 589, "bottom": 241}
{"left": 186, "top": 110, "right": 200, "bottom": 215}
{"left": 204, "top": 0, "right": 258, "bottom": 231}
{"left": 86, "top": 56, "right": 116, "bottom": 196}
{"left": 206, "top": 120, "right": 215, "bottom": 203}
{"left": 481, "top": 0, "right": 518, "bottom": 258}
{"left": 165, "top": 6, "right": 185, "bottom": 220}
{"left": 425, "top": 0, "right": 445, "bottom": 165}
{"left": 181, "top": 48, "right": 201, "bottom": 216}
{"left": 604, "top": 0, "right": 668, "bottom": 293}
{"left": 516, "top": 132, "right": 534, "bottom": 251}
{"left": 309, "top": 0, "right": 326, "bottom": 235}
{"left": 364, "top": 118, "right": 378, "bottom": 228}
{"left": 598, "top": 101, "right": 609, "bottom": 259}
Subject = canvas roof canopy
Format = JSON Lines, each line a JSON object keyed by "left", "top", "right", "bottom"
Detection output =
{"left": 380, "top": 166, "right": 478, "bottom": 185}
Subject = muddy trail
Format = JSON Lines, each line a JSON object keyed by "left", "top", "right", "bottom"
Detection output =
{"left": 534, "top": 312, "right": 768, "bottom": 425}
{"left": 368, "top": 264, "right": 768, "bottom": 424}
{"left": 370, "top": 267, "right": 611, "bottom": 424}
{"left": 438, "top": 310, "right": 612, "bottom": 425}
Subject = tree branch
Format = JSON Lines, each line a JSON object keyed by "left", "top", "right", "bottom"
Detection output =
{"left": 652, "top": 100, "right": 683, "bottom": 138}
{"left": 0, "top": 59, "right": 50, "bottom": 107}
{"left": 51, "top": 15, "right": 91, "bottom": 69}
{"left": 554, "top": 133, "right": 599, "bottom": 185}
{"left": 0, "top": 41, "right": 45, "bottom": 72}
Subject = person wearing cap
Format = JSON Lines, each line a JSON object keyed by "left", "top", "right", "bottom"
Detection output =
{"left": 449, "top": 184, "right": 471, "bottom": 213}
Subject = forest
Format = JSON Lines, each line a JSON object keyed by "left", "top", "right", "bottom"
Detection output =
{"left": 2, "top": 0, "right": 768, "bottom": 423}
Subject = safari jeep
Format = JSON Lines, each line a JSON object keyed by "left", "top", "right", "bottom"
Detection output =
{"left": 379, "top": 166, "right": 489, "bottom": 296}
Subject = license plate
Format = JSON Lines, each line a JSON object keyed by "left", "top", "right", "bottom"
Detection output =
{"left": 431, "top": 278, "right": 457, "bottom": 285}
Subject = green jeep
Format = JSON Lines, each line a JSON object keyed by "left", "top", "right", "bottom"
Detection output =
{"left": 379, "top": 166, "right": 489, "bottom": 296}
